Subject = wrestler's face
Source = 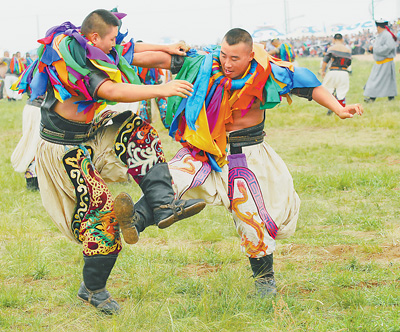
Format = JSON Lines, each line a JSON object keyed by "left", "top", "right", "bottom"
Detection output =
{"left": 376, "top": 26, "right": 385, "bottom": 33}
{"left": 91, "top": 25, "right": 119, "bottom": 54}
{"left": 220, "top": 40, "right": 254, "bottom": 80}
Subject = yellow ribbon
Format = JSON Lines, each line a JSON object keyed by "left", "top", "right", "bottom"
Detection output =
{"left": 89, "top": 59, "right": 122, "bottom": 82}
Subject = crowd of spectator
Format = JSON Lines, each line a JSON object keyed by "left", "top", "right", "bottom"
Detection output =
{"left": 263, "top": 19, "right": 400, "bottom": 58}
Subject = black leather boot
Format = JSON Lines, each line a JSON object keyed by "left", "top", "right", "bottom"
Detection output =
{"left": 133, "top": 196, "right": 157, "bottom": 233}
{"left": 139, "top": 162, "right": 206, "bottom": 229}
{"left": 77, "top": 255, "right": 120, "bottom": 314}
{"left": 249, "top": 254, "right": 277, "bottom": 298}
{"left": 114, "top": 193, "right": 154, "bottom": 243}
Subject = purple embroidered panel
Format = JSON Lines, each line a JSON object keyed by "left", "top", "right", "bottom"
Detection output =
{"left": 227, "top": 153, "right": 248, "bottom": 169}
{"left": 228, "top": 166, "right": 278, "bottom": 239}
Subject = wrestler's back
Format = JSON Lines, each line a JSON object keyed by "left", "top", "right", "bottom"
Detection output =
{"left": 53, "top": 94, "right": 88, "bottom": 122}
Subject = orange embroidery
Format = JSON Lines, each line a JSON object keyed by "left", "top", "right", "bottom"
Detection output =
{"left": 232, "top": 180, "right": 268, "bottom": 257}
{"left": 169, "top": 155, "right": 196, "bottom": 175}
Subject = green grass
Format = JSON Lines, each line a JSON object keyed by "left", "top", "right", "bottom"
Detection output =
{"left": 1, "top": 56, "right": 400, "bottom": 331}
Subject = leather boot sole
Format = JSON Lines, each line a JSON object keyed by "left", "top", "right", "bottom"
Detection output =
{"left": 157, "top": 201, "right": 206, "bottom": 229}
{"left": 114, "top": 192, "right": 139, "bottom": 244}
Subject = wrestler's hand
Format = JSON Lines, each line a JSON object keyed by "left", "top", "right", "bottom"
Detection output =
{"left": 162, "top": 80, "right": 193, "bottom": 98}
{"left": 335, "top": 103, "right": 364, "bottom": 119}
{"left": 166, "top": 41, "right": 191, "bottom": 56}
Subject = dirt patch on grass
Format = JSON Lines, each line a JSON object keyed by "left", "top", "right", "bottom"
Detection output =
{"left": 370, "top": 245, "right": 400, "bottom": 263}
{"left": 289, "top": 279, "right": 400, "bottom": 295}
{"left": 354, "top": 279, "right": 400, "bottom": 289}
{"left": 385, "top": 156, "right": 400, "bottom": 166}
{"left": 134, "top": 237, "right": 215, "bottom": 249}
{"left": 277, "top": 242, "right": 400, "bottom": 265}
{"left": 138, "top": 237, "right": 169, "bottom": 247}
{"left": 178, "top": 263, "right": 222, "bottom": 277}
{"left": 279, "top": 243, "right": 358, "bottom": 259}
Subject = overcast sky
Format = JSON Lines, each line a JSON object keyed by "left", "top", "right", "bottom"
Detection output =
{"left": 1, "top": 0, "right": 399, "bottom": 54}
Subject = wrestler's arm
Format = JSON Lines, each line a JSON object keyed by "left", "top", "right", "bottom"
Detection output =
{"left": 96, "top": 79, "right": 193, "bottom": 103}
{"left": 311, "top": 86, "right": 363, "bottom": 119}
{"left": 288, "top": 66, "right": 363, "bottom": 119}
{"left": 131, "top": 51, "right": 172, "bottom": 69}
{"left": 134, "top": 41, "right": 190, "bottom": 56}
{"left": 131, "top": 51, "right": 185, "bottom": 75}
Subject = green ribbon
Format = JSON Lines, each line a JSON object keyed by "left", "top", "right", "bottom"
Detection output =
{"left": 260, "top": 76, "right": 283, "bottom": 110}
{"left": 166, "top": 55, "right": 205, "bottom": 125}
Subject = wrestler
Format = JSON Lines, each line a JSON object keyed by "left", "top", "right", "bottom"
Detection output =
{"left": 119, "top": 28, "right": 363, "bottom": 298}
{"left": 13, "top": 9, "right": 205, "bottom": 314}
{"left": 320, "top": 33, "right": 352, "bottom": 115}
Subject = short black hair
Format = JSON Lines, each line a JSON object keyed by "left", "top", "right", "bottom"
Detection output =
{"left": 81, "top": 9, "right": 120, "bottom": 38}
{"left": 223, "top": 28, "right": 253, "bottom": 49}
{"left": 334, "top": 33, "right": 343, "bottom": 40}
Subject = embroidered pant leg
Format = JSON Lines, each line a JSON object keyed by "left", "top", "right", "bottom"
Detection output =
{"left": 227, "top": 153, "right": 277, "bottom": 258}
{"left": 167, "top": 148, "right": 230, "bottom": 206}
{"left": 114, "top": 113, "right": 166, "bottom": 184}
{"left": 63, "top": 146, "right": 122, "bottom": 257}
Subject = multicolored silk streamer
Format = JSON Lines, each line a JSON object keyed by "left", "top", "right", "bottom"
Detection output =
{"left": 10, "top": 56, "right": 25, "bottom": 75}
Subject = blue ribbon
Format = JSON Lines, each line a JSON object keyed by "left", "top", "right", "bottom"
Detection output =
{"left": 185, "top": 53, "right": 213, "bottom": 130}
{"left": 206, "top": 153, "right": 222, "bottom": 172}
{"left": 231, "top": 59, "right": 258, "bottom": 90}
{"left": 270, "top": 63, "right": 321, "bottom": 95}
{"left": 30, "top": 71, "right": 49, "bottom": 100}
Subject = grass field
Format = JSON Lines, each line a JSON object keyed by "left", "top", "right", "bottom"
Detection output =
{"left": 0, "top": 56, "right": 399, "bottom": 332}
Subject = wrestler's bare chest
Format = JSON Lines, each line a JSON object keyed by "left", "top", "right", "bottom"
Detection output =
{"left": 225, "top": 100, "right": 264, "bottom": 132}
